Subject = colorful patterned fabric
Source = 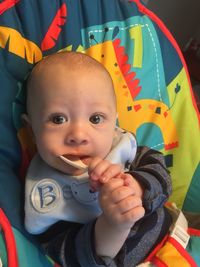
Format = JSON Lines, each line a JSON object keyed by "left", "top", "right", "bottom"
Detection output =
{"left": 0, "top": 0, "right": 199, "bottom": 266}
{"left": 145, "top": 230, "right": 200, "bottom": 267}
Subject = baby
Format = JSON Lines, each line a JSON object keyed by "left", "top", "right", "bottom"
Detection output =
{"left": 24, "top": 51, "right": 172, "bottom": 267}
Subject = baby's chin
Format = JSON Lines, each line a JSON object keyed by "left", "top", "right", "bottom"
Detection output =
{"left": 56, "top": 163, "right": 87, "bottom": 176}
{"left": 45, "top": 157, "right": 87, "bottom": 176}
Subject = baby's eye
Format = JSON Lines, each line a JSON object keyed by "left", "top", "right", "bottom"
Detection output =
{"left": 89, "top": 114, "right": 104, "bottom": 124}
{"left": 51, "top": 115, "right": 66, "bottom": 124}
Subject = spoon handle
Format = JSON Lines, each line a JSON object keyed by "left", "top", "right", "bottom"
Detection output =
{"left": 59, "top": 155, "right": 88, "bottom": 171}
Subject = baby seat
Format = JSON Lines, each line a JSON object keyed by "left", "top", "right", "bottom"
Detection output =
{"left": 0, "top": 0, "right": 199, "bottom": 266}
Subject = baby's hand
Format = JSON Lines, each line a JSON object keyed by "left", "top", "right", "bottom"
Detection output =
{"left": 99, "top": 178, "right": 145, "bottom": 231}
{"left": 88, "top": 157, "right": 122, "bottom": 191}
{"left": 120, "top": 173, "right": 144, "bottom": 198}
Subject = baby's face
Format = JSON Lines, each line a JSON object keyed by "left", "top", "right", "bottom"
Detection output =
{"left": 29, "top": 67, "right": 117, "bottom": 175}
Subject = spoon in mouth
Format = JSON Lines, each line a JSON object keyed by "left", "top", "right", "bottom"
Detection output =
{"left": 59, "top": 155, "right": 88, "bottom": 171}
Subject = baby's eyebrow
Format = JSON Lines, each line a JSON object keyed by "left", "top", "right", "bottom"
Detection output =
{"left": 89, "top": 103, "right": 114, "bottom": 111}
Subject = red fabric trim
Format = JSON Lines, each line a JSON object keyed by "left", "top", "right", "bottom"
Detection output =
{"left": 130, "top": 0, "right": 200, "bottom": 122}
{"left": 0, "top": 209, "right": 18, "bottom": 267}
{"left": 146, "top": 232, "right": 199, "bottom": 266}
{"left": 168, "top": 237, "right": 198, "bottom": 267}
{"left": 188, "top": 227, "right": 200, "bottom": 236}
{"left": 152, "top": 256, "right": 168, "bottom": 267}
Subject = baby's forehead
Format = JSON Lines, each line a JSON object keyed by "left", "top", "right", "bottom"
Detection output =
{"left": 30, "top": 56, "right": 113, "bottom": 90}
{"left": 27, "top": 52, "right": 116, "bottom": 103}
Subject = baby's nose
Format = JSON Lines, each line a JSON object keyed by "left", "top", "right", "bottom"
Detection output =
{"left": 66, "top": 124, "right": 89, "bottom": 145}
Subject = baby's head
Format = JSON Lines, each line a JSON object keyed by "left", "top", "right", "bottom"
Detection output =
{"left": 25, "top": 51, "right": 117, "bottom": 175}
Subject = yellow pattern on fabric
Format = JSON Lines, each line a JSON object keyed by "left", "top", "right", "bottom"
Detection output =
{"left": 166, "top": 68, "right": 200, "bottom": 208}
{"left": 129, "top": 25, "right": 143, "bottom": 68}
{"left": 0, "top": 26, "right": 42, "bottom": 63}
{"left": 156, "top": 241, "right": 190, "bottom": 267}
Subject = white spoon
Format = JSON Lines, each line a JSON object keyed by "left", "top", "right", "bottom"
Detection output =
{"left": 59, "top": 155, "right": 88, "bottom": 171}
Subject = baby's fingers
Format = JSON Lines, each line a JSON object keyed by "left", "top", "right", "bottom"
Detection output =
{"left": 89, "top": 157, "right": 122, "bottom": 183}
{"left": 100, "top": 178, "right": 125, "bottom": 195}
{"left": 121, "top": 206, "right": 145, "bottom": 226}
{"left": 99, "top": 164, "right": 122, "bottom": 183}
{"left": 90, "top": 180, "right": 101, "bottom": 192}
{"left": 110, "top": 185, "right": 136, "bottom": 203}
{"left": 89, "top": 158, "right": 110, "bottom": 181}
{"left": 116, "top": 195, "right": 143, "bottom": 214}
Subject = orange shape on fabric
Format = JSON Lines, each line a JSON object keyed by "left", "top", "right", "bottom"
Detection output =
{"left": 149, "top": 104, "right": 155, "bottom": 110}
{"left": 155, "top": 241, "right": 194, "bottom": 267}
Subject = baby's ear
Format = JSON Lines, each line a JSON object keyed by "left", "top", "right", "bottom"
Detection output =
{"left": 21, "top": 114, "right": 35, "bottom": 142}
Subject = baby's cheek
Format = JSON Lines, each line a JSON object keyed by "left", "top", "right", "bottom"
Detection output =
{"left": 98, "top": 142, "right": 113, "bottom": 159}
{"left": 37, "top": 133, "right": 58, "bottom": 149}
{"left": 36, "top": 138, "right": 54, "bottom": 157}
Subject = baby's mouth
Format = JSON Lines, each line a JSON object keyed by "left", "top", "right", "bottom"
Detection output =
{"left": 59, "top": 154, "right": 88, "bottom": 171}
{"left": 64, "top": 155, "right": 81, "bottom": 161}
